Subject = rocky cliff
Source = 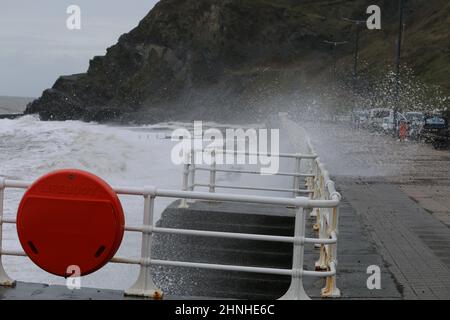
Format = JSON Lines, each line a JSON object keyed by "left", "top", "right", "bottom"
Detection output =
{"left": 25, "top": 0, "right": 450, "bottom": 123}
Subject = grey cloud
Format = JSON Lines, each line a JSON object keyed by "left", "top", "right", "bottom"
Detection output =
{"left": 0, "top": 0, "right": 159, "bottom": 96}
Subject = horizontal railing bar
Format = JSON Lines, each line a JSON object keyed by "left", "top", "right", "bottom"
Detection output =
{"left": 192, "top": 149, "right": 317, "bottom": 159}
{"left": 147, "top": 259, "right": 334, "bottom": 278}
{"left": 2, "top": 180, "right": 337, "bottom": 208}
{"left": 114, "top": 186, "right": 148, "bottom": 195}
{"left": 149, "top": 259, "right": 292, "bottom": 276}
{"left": 124, "top": 225, "right": 146, "bottom": 233}
{"left": 0, "top": 218, "right": 336, "bottom": 244}
{"left": 156, "top": 189, "right": 306, "bottom": 206}
{"left": 153, "top": 227, "right": 294, "bottom": 242}
{"left": 0, "top": 251, "right": 143, "bottom": 265}
{"left": 0, "top": 218, "right": 16, "bottom": 224}
{"left": 1, "top": 180, "right": 29, "bottom": 189}
{"left": 110, "top": 256, "right": 140, "bottom": 265}
{"left": 0, "top": 221, "right": 336, "bottom": 246}
{"left": 304, "top": 234, "right": 337, "bottom": 245}
{"left": 124, "top": 225, "right": 337, "bottom": 245}
{"left": 0, "top": 250, "right": 26, "bottom": 257}
{"left": 153, "top": 227, "right": 337, "bottom": 245}
{"left": 0, "top": 250, "right": 335, "bottom": 278}
{"left": 194, "top": 184, "right": 311, "bottom": 194}
{"left": 110, "top": 257, "right": 335, "bottom": 277}
{"left": 194, "top": 166, "right": 315, "bottom": 178}
{"left": 303, "top": 269, "right": 335, "bottom": 277}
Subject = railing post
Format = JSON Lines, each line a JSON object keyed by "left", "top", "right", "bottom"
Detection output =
{"left": 125, "top": 190, "right": 162, "bottom": 299}
{"left": 306, "top": 174, "right": 314, "bottom": 199}
{"left": 179, "top": 152, "right": 191, "bottom": 208}
{"left": 189, "top": 149, "right": 196, "bottom": 191}
{"left": 186, "top": 163, "right": 196, "bottom": 206}
{"left": 313, "top": 174, "right": 324, "bottom": 232}
{"left": 310, "top": 159, "right": 319, "bottom": 217}
{"left": 187, "top": 150, "right": 197, "bottom": 205}
{"left": 322, "top": 205, "right": 341, "bottom": 298}
{"left": 209, "top": 150, "right": 216, "bottom": 193}
{"left": 292, "top": 155, "right": 301, "bottom": 197}
{"left": 189, "top": 164, "right": 196, "bottom": 192}
{"left": 315, "top": 205, "right": 329, "bottom": 271}
{"left": 306, "top": 157, "right": 316, "bottom": 199}
{"left": 0, "top": 178, "right": 16, "bottom": 287}
{"left": 279, "top": 206, "right": 310, "bottom": 300}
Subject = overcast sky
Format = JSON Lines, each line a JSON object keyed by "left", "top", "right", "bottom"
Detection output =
{"left": 0, "top": 0, "right": 160, "bottom": 97}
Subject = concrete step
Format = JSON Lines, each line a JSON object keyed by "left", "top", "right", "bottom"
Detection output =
{"left": 152, "top": 266, "right": 291, "bottom": 299}
{"left": 159, "top": 204, "right": 295, "bottom": 231}
{"left": 153, "top": 234, "right": 293, "bottom": 268}
{"left": 151, "top": 200, "right": 296, "bottom": 299}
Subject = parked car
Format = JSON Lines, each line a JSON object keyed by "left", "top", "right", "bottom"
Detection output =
{"left": 405, "top": 112, "right": 425, "bottom": 126}
{"left": 419, "top": 113, "right": 449, "bottom": 149}
{"left": 368, "top": 108, "right": 391, "bottom": 131}
{"left": 381, "top": 112, "right": 407, "bottom": 132}
{"left": 352, "top": 110, "right": 369, "bottom": 128}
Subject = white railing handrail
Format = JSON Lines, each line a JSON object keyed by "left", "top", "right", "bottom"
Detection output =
{"left": 0, "top": 177, "right": 339, "bottom": 300}
{"left": 0, "top": 179, "right": 337, "bottom": 208}
{"left": 305, "top": 134, "right": 341, "bottom": 201}
{"left": 194, "top": 166, "right": 315, "bottom": 178}
{"left": 172, "top": 130, "right": 342, "bottom": 299}
{"left": 191, "top": 147, "right": 317, "bottom": 159}
{"left": 181, "top": 148, "right": 318, "bottom": 199}
{"left": 301, "top": 132, "right": 341, "bottom": 297}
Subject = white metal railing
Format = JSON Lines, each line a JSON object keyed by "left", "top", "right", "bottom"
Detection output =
{"left": 176, "top": 143, "right": 341, "bottom": 298}
{"left": 305, "top": 134, "right": 342, "bottom": 297}
{"left": 180, "top": 149, "right": 317, "bottom": 201}
{"left": 0, "top": 142, "right": 341, "bottom": 300}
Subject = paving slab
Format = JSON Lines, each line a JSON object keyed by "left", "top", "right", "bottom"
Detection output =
{"left": 337, "top": 176, "right": 450, "bottom": 300}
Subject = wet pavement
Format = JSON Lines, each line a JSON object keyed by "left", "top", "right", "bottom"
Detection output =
{"left": 338, "top": 176, "right": 450, "bottom": 299}
{"left": 281, "top": 117, "right": 450, "bottom": 299}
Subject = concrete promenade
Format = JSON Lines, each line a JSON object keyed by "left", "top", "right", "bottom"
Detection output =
{"left": 282, "top": 117, "right": 450, "bottom": 300}
{"left": 339, "top": 176, "right": 450, "bottom": 299}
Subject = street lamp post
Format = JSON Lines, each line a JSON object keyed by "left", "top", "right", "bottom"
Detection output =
{"left": 342, "top": 18, "right": 366, "bottom": 85}
{"left": 324, "top": 40, "right": 348, "bottom": 82}
{"left": 343, "top": 17, "right": 366, "bottom": 115}
{"left": 393, "top": 0, "right": 405, "bottom": 135}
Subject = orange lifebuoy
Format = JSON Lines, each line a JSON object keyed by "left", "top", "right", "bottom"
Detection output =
{"left": 16, "top": 169, "right": 125, "bottom": 277}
